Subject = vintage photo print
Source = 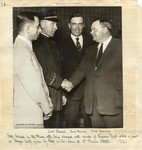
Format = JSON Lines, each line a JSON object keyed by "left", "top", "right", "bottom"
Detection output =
{"left": 13, "top": 6, "right": 122, "bottom": 129}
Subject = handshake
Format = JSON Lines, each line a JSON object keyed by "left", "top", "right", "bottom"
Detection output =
{"left": 61, "top": 79, "right": 73, "bottom": 92}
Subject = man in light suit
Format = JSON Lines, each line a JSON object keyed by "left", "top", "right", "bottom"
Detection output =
{"left": 62, "top": 18, "right": 123, "bottom": 128}
{"left": 59, "top": 12, "right": 93, "bottom": 128}
{"left": 14, "top": 11, "right": 53, "bottom": 128}
{"left": 33, "top": 9, "right": 67, "bottom": 128}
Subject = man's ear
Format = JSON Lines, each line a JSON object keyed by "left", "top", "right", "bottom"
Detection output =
{"left": 25, "top": 24, "right": 30, "bottom": 34}
{"left": 34, "top": 16, "right": 39, "bottom": 23}
{"left": 40, "top": 20, "right": 45, "bottom": 29}
{"left": 68, "top": 23, "right": 71, "bottom": 29}
{"left": 103, "top": 26, "right": 108, "bottom": 34}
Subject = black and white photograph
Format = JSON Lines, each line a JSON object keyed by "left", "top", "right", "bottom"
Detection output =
{"left": 0, "top": 0, "right": 142, "bottom": 149}
{"left": 13, "top": 6, "right": 123, "bottom": 129}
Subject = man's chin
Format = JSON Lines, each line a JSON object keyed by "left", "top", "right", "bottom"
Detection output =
{"left": 73, "top": 33, "right": 82, "bottom": 37}
{"left": 93, "top": 37, "right": 97, "bottom": 42}
{"left": 51, "top": 33, "right": 55, "bottom": 37}
{"left": 35, "top": 35, "right": 40, "bottom": 40}
{"left": 33, "top": 37, "right": 38, "bottom": 41}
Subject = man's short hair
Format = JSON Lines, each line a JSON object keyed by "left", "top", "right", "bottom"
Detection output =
{"left": 16, "top": 11, "right": 38, "bottom": 32}
{"left": 98, "top": 18, "right": 113, "bottom": 33}
{"left": 69, "top": 12, "right": 84, "bottom": 23}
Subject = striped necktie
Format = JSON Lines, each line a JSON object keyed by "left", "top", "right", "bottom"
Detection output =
{"left": 76, "top": 38, "right": 81, "bottom": 52}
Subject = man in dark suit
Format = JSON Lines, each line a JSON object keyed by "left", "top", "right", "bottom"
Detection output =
{"left": 33, "top": 9, "right": 67, "bottom": 128}
{"left": 59, "top": 12, "right": 93, "bottom": 128}
{"left": 62, "top": 18, "right": 123, "bottom": 128}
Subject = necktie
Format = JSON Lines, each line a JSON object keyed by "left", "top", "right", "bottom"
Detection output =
{"left": 76, "top": 38, "right": 81, "bottom": 52}
{"left": 96, "top": 44, "right": 103, "bottom": 66}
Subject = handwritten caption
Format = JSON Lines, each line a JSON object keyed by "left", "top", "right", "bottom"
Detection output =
{"left": 6, "top": 129, "right": 139, "bottom": 145}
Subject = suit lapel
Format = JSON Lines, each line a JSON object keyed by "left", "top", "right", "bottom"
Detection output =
{"left": 68, "top": 37, "right": 81, "bottom": 61}
{"left": 82, "top": 35, "right": 88, "bottom": 50}
{"left": 97, "top": 37, "right": 115, "bottom": 68}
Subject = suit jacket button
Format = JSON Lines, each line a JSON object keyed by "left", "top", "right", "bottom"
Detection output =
{"left": 95, "top": 67, "right": 97, "bottom": 70}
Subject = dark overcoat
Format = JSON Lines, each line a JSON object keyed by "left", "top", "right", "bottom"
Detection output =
{"left": 33, "top": 34, "right": 63, "bottom": 111}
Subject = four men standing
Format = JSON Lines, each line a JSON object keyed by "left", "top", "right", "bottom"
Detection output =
{"left": 14, "top": 9, "right": 123, "bottom": 128}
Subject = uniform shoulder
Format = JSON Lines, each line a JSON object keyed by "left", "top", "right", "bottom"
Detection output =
{"left": 60, "top": 36, "right": 71, "bottom": 44}
{"left": 33, "top": 34, "right": 45, "bottom": 45}
{"left": 58, "top": 36, "right": 71, "bottom": 51}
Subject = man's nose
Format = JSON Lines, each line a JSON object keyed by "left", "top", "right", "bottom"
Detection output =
{"left": 38, "top": 27, "right": 41, "bottom": 33}
{"left": 76, "top": 25, "right": 80, "bottom": 29}
{"left": 54, "top": 24, "right": 58, "bottom": 30}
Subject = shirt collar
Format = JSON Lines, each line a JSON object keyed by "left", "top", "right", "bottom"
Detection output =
{"left": 71, "top": 34, "right": 83, "bottom": 48}
{"left": 41, "top": 32, "right": 49, "bottom": 38}
{"left": 98, "top": 36, "right": 112, "bottom": 52}
{"left": 71, "top": 34, "right": 83, "bottom": 40}
{"left": 17, "top": 35, "right": 33, "bottom": 50}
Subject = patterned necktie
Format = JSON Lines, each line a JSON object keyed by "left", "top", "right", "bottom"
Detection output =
{"left": 96, "top": 44, "right": 103, "bottom": 66}
{"left": 76, "top": 38, "right": 81, "bottom": 52}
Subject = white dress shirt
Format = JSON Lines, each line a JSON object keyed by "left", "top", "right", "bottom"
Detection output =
{"left": 97, "top": 36, "right": 112, "bottom": 54}
{"left": 71, "top": 34, "right": 83, "bottom": 49}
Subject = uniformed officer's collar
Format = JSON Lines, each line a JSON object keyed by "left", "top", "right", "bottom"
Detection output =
{"left": 71, "top": 34, "right": 83, "bottom": 40}
{"left": 41, "top": 32, "right": 50, "bottom": 38}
